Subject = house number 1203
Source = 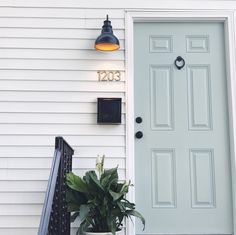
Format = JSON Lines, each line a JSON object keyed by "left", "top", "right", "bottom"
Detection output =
{"left": 97, "top": 71, "right": 121, "bottom": 81}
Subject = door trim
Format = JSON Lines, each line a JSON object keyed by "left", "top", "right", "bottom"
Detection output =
{"left": 125, "top": 10, "right": 236, "bottom": 235}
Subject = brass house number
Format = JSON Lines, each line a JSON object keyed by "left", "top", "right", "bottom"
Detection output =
{"left": 97, "top": 71, "right": 121, "bottom": 81}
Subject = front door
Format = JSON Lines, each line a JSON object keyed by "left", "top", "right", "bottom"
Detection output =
{"left": 134, "top": 22, "right": 233, "bottom": 234}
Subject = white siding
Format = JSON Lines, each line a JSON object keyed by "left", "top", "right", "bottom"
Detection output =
{"left": 0, "top": 1, "right": 236, "bottom": 234}
{"left": 0, "top": 4, "right": 125, "bottom": 234}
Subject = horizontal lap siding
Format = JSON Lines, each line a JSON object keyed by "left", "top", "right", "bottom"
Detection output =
{"left": 0, "top": 6, "right": 125, "bottom": 234}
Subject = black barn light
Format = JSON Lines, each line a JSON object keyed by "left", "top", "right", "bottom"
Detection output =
{"left": 95, "top": 15, "right": 120, "bottom": 52}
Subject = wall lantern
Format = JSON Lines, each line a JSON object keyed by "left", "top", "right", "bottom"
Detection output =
{"left": 95, "top": 15, "right": 120, "bottom": 52}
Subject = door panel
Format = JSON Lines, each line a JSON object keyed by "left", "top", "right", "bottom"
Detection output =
{"left": 134, "top": 22, "right": 233, "bottom": 234}
{"left": 189, "top": 149, "right": 215, "bottom": 208}
{"left": 187, "top": 65, "right": 212, "bottom": 130}
{"left": 151, "top": 149, "right": 176, "bottom": 208}
{"left": 150, "top": 65, "right": 174, "bottom": 130}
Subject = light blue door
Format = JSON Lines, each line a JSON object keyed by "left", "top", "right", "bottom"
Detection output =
{"left": 134, "top": 22, "right": 233, "bottom": 234}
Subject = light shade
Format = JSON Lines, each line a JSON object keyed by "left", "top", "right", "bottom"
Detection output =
{"left": 95, "top": 15, "right": 120, "bottom": 52}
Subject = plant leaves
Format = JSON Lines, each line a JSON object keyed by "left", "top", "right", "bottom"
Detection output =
{"left": 101, "top": 167, "right": 118, "bottom": 186}
{"left": 100, "top": 174, "right": 112, "bottom": 188}
{"left": 67, "top": 172, "right": 88, "bottom": 193}
{"left": 66, "top": 190, "right": 87, "bottom": 212}
{"left": 83, "top": 171, "right": 104, "bottom": 193}
{"left": 66, "top": 189, "right": 87, "bottom": 205}
{"left": 120, "top": 180, "right": 130, "bottom": 194}
{"left": 126, "top": 210, "right": 145, "bottom": 230}
{"left": 111, "top": 224, "right": 116, "bottom": 235}
{"left": 79, "top": 204, "right": 90, "bottom": 222}
{"left": 106, "top": 215, "right": 116, "bottom": 235}
{"left": 117, "top": 201, "right": 126, "bottom": 212}
{"left": 67, "top": 202, "right": 80, "bottom": 212}
{"left": 109, "top": 189, "right": 124, "bottom": 201}
{"left": 66, "top": 163, "right": 145, "bottom": 233}
{"left": 121, "top": 198, "right": 135, "bottom": 209}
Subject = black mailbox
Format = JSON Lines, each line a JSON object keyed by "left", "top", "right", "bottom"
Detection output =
{"left": 97, "top": 98, "right": 122, "bottom": 124}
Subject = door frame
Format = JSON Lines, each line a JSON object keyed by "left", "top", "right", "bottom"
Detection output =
{"left": 125, "top": 9, "right": 236, "bottom": 235}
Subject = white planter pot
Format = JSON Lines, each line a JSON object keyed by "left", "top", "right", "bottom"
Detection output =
{"left": 84, "top": 230, "right": 123, "bottom": 235}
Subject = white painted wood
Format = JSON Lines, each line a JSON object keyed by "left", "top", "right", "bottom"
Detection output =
{"left": 0, "top": 18, "right": 124, "bottom": 29}
{"left": 0, "top": 70, "right": 125, "bottom": 81}
{"left": 0, "top": 3, "right": 125, "bottom": 232}
{"left": 0, "top": 91, "right": 125, "bottom": 103}
{"left": 0, "top": 228, "right": 116, "bottom": 235}
{"left": 0, "top": 215, "right": 40, "bottom": 227}
{"left": 0, "top": 157, "right": 125, "bottom": 169}
{"left": 0, "top": 135, "right": 125, "bottom": 146}
{"left": 0, "top": 229, "right": 38, "bottom": 235}
{"left": 0, "top": 181, "right": 48, "bottom": 192}
{"left": 0, "top": 204, "right": 43, "bottom": 215}
{"left": 0, "top": 215, "right": 91, "bottom": 228}
{"left": 0, "top": 146, "right": 125, "bottom": 158}
{"left": 0, "top": 192, "right": 45, "bottom": 204}
{"left": 125, "top": 9, "right": 236, "bottom": 235}
{"left": 0, "top": 102, "right": 125, "bottom": 114}
{"left": 0, "top": 49, "right": 125, "bottom": 60}
{"left": 0, "top": 124, "right": 125, "bottom": 135}
{"left": 0, "top": 216, "right": 124, "bottom": 235}
{"left": 0, "top": 169, "right": 125, "bottom": 182}
{"left": 0, "top": 113, "right": 126, "bottom": 124}
{"left": 125, "top": 9, "right": 135, "bottom": 235}
{"left": 0, "top": 80, "right": 125, "bottom": 92}
{"left": 0, "top": 8, "right": 124, "bottom": 18}
{"left": 0, "top": 59, "right": 124, "bottom": 70}
{"left": 0, "top": 28, "right": 125, "bottom": 40}
{"left": 0, "top": 80, "right": 125, "bottom": 90}
{"left": 0, "top": 0, "right": 235, "bottom": 9}
{"left": 0, "top": 39, "right": 124, "bottom": 51}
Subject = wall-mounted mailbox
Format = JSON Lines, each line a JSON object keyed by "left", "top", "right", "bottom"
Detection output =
{"left": 97, "top": 98, "right": 121, "bottom": 124}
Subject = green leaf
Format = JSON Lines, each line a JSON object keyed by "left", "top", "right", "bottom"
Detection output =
{"left": 100, "top": 174, "right": 112, "bottom": 188}
{"left": 101, "top": 167, "right": 118, "bottom": 185}
{"left": 121, "top": 198, "right": 135, "bottom": 209}
{"left": 83, "top": 171, "right": 104, "bottom": 193}
{"left": 109, "top": 189, "right": 124, "bottom": 201}
{"left": 126, "top": 210, "right": 145, "bottom": 230}
{"left": 117, "top": 201, "right": 126, "bottom": 212}
{"left": 66, "top": 190, "right": 87, "bottom": 212}
{"left": 116, "top": 183, "right": 124, "bottom": 192}
{"left": 111, "top": 224, "right": 116, "bottom": 235}
{"left": 67, "top": 203, "right": 80, "bottom": 212}
{"left": 67, "top": 172, "right": 88, "bottom": 193}
{"left": 120, "top": 180, "right": 130, "bottom": 194}
{"left": 66, "top": 190, "right": 87, "bottom": 204}
{"left": 117, "top": 214, "right": 124, "bottom": 228}
{"left": 79, "top": 204, "right": 90, "bottom": 222}
{"left": 102, "top": 167, "right": 118, "bottom": 177}
{"left": 106, "top": 215, "right": 117, "bottom": 235}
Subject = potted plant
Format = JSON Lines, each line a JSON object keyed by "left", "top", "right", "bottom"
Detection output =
{"left": 66, "top": 155, "right": 145, "bottom": 235}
